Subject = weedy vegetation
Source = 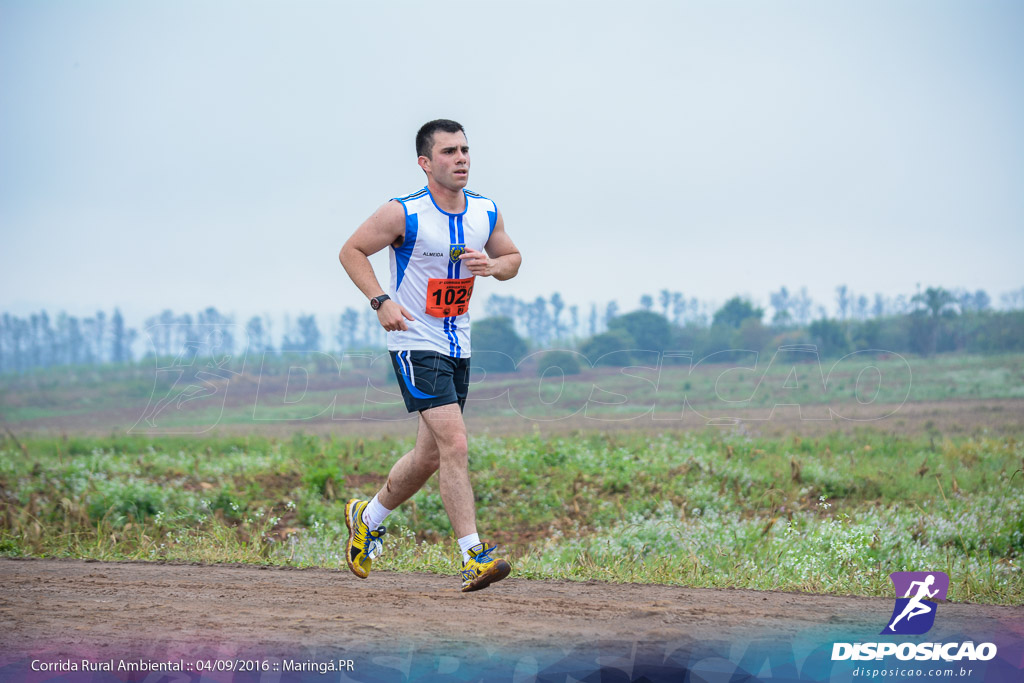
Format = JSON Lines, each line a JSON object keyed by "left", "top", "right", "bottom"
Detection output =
{"left": 1, "top": 428, "right": 1021, "bottom": 604}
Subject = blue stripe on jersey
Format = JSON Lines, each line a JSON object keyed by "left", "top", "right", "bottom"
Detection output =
{"left": 444, "top": 316, "right": 456, "bottom": 356}
{"left": 394, "top": 211, "right": 418, "bottom": 291}
{"left": 487, "top": 202, "right": 497, "bottom": 237}
{"left": 454, "top": 214, "right": 464, "bottom": 278}
{"left": 440, "top": 216, "right": 452, "bottom": 352}
{"left": 451, "top": 316, "right": 460, "bottom": 358}
{"left": 447, "top": 214, "right": 456, "bottom": 278}
{"left": 397, "top": 351, "right": 437, "bottom": 399}
{"left": 451, "top": 213, "right": 465, "bottom": 357}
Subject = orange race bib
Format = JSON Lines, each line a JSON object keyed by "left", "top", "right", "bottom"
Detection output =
{"left": 425, "top": 277, "right": 475, "bottom": 318}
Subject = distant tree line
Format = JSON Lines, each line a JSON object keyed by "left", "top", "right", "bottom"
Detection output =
{"left": 0, "top": 305, "right": 385, "bottom": 375}
{"left": 1, "top": 285, "right": 1022, "bottom": 375}
{"left": 0, "top": 309, "right": 137, "bottom": 374}
{"left": 475, "top": 285, "right": 1024, "bottom": 370}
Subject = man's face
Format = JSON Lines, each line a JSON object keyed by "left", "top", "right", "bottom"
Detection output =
{"left": 420, "top": 130, "right": 470, "bottom": 190}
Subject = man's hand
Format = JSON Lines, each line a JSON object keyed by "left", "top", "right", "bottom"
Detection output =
{"left": 377, "top": 300, "right": 415, "bottom": 331}
{"left": 459, "top": 248, "right": 496, "bottom": 277}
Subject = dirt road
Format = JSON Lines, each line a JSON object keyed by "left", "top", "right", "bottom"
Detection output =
{"left": 1, "top": 558, "right": 1022, "bottom": 681}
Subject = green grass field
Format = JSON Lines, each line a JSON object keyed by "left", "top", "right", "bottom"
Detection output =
{"left": 1, "top": 428, "right": 1021, "bottom": 604}
{"left": 2, "top": 350, "right": 1023, "bottom": 425}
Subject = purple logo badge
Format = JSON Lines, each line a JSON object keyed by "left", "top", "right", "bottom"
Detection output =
{"left": 881, "top": 571, "right": 949, "bottom": 635}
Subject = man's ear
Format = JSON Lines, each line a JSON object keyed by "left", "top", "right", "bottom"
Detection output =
{"left": 417, "top": 155, "right": 431, "bottom": 174}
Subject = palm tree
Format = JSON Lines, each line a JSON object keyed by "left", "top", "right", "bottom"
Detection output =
{"left": 910, "top": 286, "right": 956, "bottom": 355}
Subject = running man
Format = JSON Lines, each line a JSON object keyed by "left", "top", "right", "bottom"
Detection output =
{"left": 888, "top": 574, "right": 939, "bottom": 631}
{"left": 338, "top": 119, "right": 522, "bottom": 592}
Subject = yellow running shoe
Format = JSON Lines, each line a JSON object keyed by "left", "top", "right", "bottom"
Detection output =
{"left": 460, "top": 542, "right": 511, "bottom": 592}
{"left": 344, "top": 499, "right": 386, "bottom": 579}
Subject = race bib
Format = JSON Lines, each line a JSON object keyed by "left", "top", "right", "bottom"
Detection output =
{"left": 425, "top": 277, "right": 475, "bottom": 318}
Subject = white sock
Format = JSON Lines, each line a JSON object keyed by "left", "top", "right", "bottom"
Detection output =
{"left": 361, "top": 495, "right": 393, "bottom": 529}
{"left": 458, "top": 533, "right": 481, "bottom": 564}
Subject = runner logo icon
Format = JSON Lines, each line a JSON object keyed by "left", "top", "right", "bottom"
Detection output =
{"left": 881, "top": 571, "right": 949, "bottom": 635}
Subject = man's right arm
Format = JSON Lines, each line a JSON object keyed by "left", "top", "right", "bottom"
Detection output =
{"left": 339, "top": 201, "right": 416, "bottom": 331}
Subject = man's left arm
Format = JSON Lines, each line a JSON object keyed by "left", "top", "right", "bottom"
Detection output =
{"left": 459, "top": 209, "right": 521, "bottom": 280}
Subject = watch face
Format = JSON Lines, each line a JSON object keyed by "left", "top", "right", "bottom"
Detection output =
{"left": 371, "top": 298, "right": 381, "bottom": 310}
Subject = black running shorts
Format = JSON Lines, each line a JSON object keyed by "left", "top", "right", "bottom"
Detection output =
{"left": 390, "top": 350, "right": 470, "bottom": 413}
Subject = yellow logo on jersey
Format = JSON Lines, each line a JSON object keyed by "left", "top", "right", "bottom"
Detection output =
{"left": 449, "top": 244, "right": 466, "bottom": 264}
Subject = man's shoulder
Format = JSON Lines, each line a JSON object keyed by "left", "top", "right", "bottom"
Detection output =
{"left": 391, "top": 187, "right": 430, "bottom": 204}
{"left": 464, "top": 190, "right": 497, "bottom": 209}
{"left": 464, "top": 189, "right": 493, "bottom": 201}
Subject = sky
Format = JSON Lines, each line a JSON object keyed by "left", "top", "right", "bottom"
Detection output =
{"left": 2, "top": 1, "right": 1022, "bottom": 342}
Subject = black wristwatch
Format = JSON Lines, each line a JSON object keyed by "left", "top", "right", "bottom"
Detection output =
{"left": 370, "top": 294, "right": 391, "bottom": 311}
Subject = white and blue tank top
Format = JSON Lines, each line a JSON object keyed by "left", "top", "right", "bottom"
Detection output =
{"left": 386, "top": 187, "right": 497, "bottom": 357}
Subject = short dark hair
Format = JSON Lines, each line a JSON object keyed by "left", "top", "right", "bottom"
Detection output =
{"left": 416, "top": 119, "right": 465, "bottom": 159}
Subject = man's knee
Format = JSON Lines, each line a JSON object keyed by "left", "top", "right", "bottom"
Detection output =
{"left": 434, "top": 429, "right": 468, "bottom": 461}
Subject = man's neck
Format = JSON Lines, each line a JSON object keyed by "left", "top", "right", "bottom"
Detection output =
{"left": 428, "top": 181, "right": 465, "bottom": 213}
